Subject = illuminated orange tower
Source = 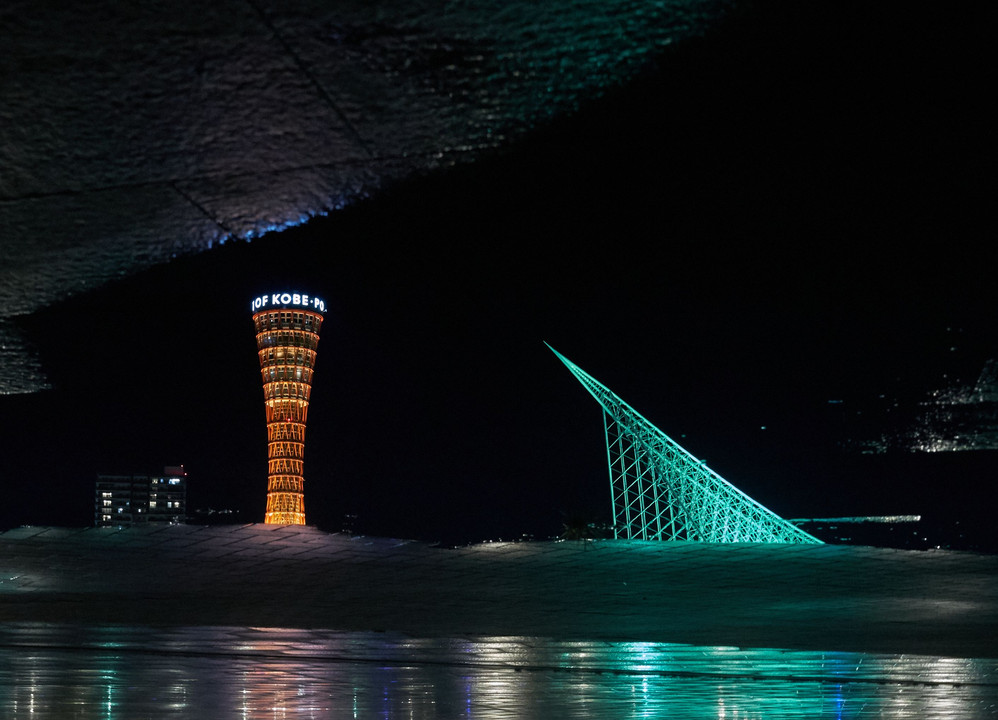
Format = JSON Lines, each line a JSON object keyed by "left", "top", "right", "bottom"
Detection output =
{"left": 251, "top": 291, "right": 326, "bottom": 525}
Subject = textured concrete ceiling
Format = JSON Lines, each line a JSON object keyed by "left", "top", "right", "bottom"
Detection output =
{"left": 0, "top": 0, "right": 729, "bottom": 393}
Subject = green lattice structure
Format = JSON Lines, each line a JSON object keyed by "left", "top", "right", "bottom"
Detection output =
{"left": 549, "top": 345, "right": 821, "bottom": 544}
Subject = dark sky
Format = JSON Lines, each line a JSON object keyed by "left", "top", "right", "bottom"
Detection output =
{"left": 3, "top": 0, "right": 994, "bottom": 546}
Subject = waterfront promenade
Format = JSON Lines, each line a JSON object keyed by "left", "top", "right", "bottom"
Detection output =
{"left": 2, "top": 523, "right": 996, "bottom": 657}
{"left": 2, "top": 524, "right": 996, "bottom": 718}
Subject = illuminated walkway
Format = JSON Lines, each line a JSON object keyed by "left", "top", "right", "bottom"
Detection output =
{"left": 1, "top": 525, "right": 996, "bottom": 717}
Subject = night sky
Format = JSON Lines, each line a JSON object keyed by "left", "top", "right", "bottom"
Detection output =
{"left": 3, "top": 0, "right": 994, "bottom": 547}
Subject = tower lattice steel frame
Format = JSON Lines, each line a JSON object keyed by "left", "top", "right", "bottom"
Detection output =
{"left": 549, "top": 345, "right": 821, "bottom": 544}
{"left": 252, "top": 293, "right": 325, "bottom": 525}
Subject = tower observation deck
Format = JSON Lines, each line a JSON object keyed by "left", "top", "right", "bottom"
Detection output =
{"left": 251, "top": 292, "right": 326, "bottom": 525}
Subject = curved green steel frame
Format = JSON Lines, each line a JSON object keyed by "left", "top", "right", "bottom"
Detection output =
{"left": 548, "top": 345, "right": 821, "bottom": 544}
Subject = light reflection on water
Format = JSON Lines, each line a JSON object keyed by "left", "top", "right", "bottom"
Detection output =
{"left": 0, "top": 625, "right": 994, "bottom": 719}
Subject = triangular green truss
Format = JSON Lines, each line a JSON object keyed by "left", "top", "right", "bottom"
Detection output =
{"left": 549, "top": 345, "right": 821, "bottom": 544}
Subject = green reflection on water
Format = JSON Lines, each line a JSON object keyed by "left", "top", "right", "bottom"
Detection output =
{"left": 0, "top": 628, "right": 993, "bottom": 719}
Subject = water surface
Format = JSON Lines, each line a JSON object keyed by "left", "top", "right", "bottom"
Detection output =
{"left": 1, "top": 624, "right": 994, "bottom": 718}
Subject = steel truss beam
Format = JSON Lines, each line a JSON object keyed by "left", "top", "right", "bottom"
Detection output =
{"left": 549, "top": 345, "right": 821, "bottom": 544}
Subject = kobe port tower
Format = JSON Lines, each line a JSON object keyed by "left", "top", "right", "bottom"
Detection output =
{"left": 251, "top": 292, "right": 326, "bottom": 524}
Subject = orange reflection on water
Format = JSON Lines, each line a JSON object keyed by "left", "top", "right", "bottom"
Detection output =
{"left": 0, "top": 625, "right": 994, "bottom": 718}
